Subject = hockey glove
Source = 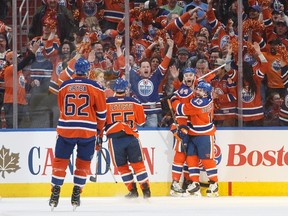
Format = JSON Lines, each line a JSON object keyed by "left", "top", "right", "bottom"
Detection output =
{"left": 177, "top": 125, "right": 189, "bottom": 144}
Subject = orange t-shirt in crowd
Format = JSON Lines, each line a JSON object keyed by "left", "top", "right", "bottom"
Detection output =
{"left": 1, "top": 65, "right": 27, "bottom": 105}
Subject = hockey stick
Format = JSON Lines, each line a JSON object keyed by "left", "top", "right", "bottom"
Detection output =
{"left": 100, "top": 149, "right": 118, "bottom": 183}
{"left": 90, "top": 150, "right": 100, "bottom": 182}
{"left": 167, "top": 98, "right": 187, "bottom": 153}
{"left": 198, "top": 60, "right": 233, "bottom": 80}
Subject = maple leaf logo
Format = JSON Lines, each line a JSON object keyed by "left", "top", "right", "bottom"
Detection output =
{"left": 0, "top": 145, "right": 21, "bottom": 178}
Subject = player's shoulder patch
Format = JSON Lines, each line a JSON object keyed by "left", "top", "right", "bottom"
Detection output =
{"left": 192, "top": 98, "right": 205, "bottom": 106}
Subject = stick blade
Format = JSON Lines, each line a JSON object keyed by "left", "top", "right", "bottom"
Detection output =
{"left": 89, "top": 176, "right": 97, "bottom": 182}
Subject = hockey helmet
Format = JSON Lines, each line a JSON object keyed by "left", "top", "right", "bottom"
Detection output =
{"left": 196, "top": 81, "right": 212, "bottom": 95}
{"left": 75, "top": 57, "right": 90, "bottom": 76}
{"left": 182, "top": 67, "right": 196, "bottom": 74}
{"left": 114, "top": 78, "right": 128, "bottom": 93}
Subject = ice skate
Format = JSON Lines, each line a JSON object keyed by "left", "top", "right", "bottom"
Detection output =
{"left": 182, "top": 179, "right": 192, "bottom": 191}
{"left": 125, "top": 183, "right": 139, "bottom": 198}
{"left": 49, "top": 185, "right": 61, "bottom": 211}
{"left": 186, "top": 182, "right": 201, "bottom": 196}
{"left": 71, "top": 186, "right": 81, "bottom": 210}
{"left": 170, "top": 180, "right": 185, "bottom": 197}
{"left": 141, "top": 182, "right": 151, "bottom": 199}
{"left": 206, "top": 181, "right": 219, "bottom": 197}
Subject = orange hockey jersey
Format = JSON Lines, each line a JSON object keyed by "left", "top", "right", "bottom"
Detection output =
{"left": 172, "top": 95, "right": 216, "bottom": 136}
{"left": 105, "top": 96, "right": 146, "bottom": 138}
{"left": 57, "top": 77, "right": 107, "bottom": 138}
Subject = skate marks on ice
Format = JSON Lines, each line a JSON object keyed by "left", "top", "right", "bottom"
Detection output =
{"left": 1, "top": 196, "right": 288, "bottom": 216}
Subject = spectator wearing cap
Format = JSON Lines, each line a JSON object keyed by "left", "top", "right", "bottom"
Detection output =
{"left": 28, "top": 0, "right": 76, "bottom": 43}
{"left": 247, "top": 5, "right": 261, "bottom": 21}
{"left": 173, "top": 47, "right": 192, "bottom": 82}
{"left": 143, "top": 0, "right": 170, "bottom": 29}
{"left": 210, "top": 58, "right": 237, "bottom": 127}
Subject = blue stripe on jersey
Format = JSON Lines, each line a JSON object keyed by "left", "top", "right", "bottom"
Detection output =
{"left": 242, "top": 106, "right": 264, "bottom": 115}
{"left": 96, "top": 110, "right": 106, "bottom": 120}
{"left": 209, "top": 19, "right": 217, "bottom": 29}
{"left": 228, "top": 93, "right": 236, "bottom": 102}
{"left": 214, "top": 107, "right": 237, "bottom": 115}
{"left": 103, "top": 11, "right": 124, "bottom": 19}
{"left": 175, "top": 17, "right": 184, "bottom": 30}
{"left": 255, "top": 69, "right": 265, "bottom": 79}
{"left": 188, "top": 122, "right": 214, "bottom": 132}
{"left": 263, "top": 18, "right": 272, "bottom": 26}
{"left": 58, "top": 120, "right": 97, "bottom": 130}
{"left": 176, "top": 103, "right": 184, "bottom": 116}
{"left": 60, "top": 78, "right": 104, "bottom": 91}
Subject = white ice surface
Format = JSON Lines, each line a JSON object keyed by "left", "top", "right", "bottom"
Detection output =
{"left": 1, "top": 196, "right": 288, "bottom": 216}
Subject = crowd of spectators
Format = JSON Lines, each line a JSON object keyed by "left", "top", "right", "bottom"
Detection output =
{"left": 0, "top": 0, "right": 287, "bottom": 128}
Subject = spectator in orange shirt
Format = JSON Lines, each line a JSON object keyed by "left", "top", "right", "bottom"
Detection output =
{"left": 0, "top": 43, "right": 39, "bottom": 128}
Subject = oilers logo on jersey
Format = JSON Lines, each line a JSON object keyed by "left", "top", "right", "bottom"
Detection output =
{"left": 241, "top": 87, "right": 255, "bottom": 103}
{"left": 35, "top": 47, "right": 46, "bottom": 63}
{"left": 19, "top": 74, "right": 25, "bottom": 88}
{"left": 56, "top": 62, "right": 63, "bottom": 76}
{"left": 220, "top": 35, "right": 229, "bottom": 50}
{"left": 271, "top": 60, "right": 281, "bottom": 72}
{"left": 138, "top": 79, "right": 154, "bottom": 97}
{"left": 244, "top": 53, "right": 256, "bottom": 66}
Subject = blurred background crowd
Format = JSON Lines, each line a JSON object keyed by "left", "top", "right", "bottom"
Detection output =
{"left": 0, "top": 0, "right": 287, "bottom": 129}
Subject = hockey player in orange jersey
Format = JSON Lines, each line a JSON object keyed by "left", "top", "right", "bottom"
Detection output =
{"left": 169, "top": 67, "right": 196, "bottom": 196}
{"left": 49, "top": 57, "right": 107, "bottom": 210}
{"left": 105, "top": 78, "right": 151, "bottom": 199}
{"left": 172, "top": 81, "right": 219, "bottom": 197}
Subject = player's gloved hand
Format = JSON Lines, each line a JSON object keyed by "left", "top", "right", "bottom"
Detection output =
{"left": 177, "top": 125, "right": 189, "bottom": 142}
{"left": 95, "top": 136, "right": 102, "bottom": 151}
